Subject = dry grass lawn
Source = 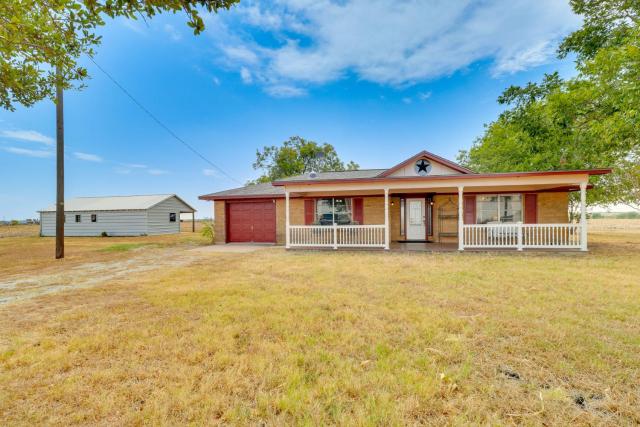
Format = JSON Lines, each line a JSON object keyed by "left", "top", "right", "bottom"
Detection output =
{"left": 0, "top": 228, "right": 639, "bottom": 425}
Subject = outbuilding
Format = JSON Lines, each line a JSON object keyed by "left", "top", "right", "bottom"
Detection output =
{"left": 39, "top": 194, "right": 196, "bottom": 237}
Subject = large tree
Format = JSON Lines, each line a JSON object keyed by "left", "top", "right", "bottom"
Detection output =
{"left": 251, "top": 136, "right": 359, "bottom": 184}
{"left": 459, "top": 0, "right": 640, "bottom": 210}
{"left": 0, "top": 0, "right": 238, "bottom": 111}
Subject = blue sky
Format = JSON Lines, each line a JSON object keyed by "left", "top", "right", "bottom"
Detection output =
{"left": 0, "top": 0, "right": 583, "bottom": 220}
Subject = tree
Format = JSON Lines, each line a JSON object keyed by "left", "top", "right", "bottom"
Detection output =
{"left": 251, "top": 136, "right": 359, "bottom": 183}
{"left": 459, "top": 0, "right": 640, "bottom": 210}
{"left": 0, "top": 0, "right": 238, "bottom": 111}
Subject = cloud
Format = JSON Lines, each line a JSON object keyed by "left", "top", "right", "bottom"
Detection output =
{"left": 1, "top": 130, "right": 54, "bottom": 145}
{"left": 418, "top": 91, "right": 432, "bottom": 101}
{"left": 148, "top": 169, "right": 168, "bottom": 175}
{"left": 264, "top": 84, "right": 306, "bottom": 98}
{"left": 203, "top": 168, "right": 219, "bottom": 177}
{"left": 240, "top": 67, "right": 252, "bottom": 84}
{"left": 402, "top": 97, "right": 412, "bottom": 104}
{"left": 214, "top": 0, "right": 580, "bottom": 94}
{"left": 212, "top": 76, "right": 221, "bottom": 86}
{"left": 163, "top": 24, "right": 182, "bottom": 41}
{"left": 73, "top": 152, "right": 103, "bottom": 162}
{"left": 121, "top": 163, "right": 147, "bottom": 169}
{"left": 122, "top": 19, "right": 147, "bottom": 35}
{"left": 3, "top": 147, "right": 53, "bottom": 158}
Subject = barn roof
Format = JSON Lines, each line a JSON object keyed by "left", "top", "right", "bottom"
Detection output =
{"left": 40, "top": 194, "right": 195, "bottom": 212}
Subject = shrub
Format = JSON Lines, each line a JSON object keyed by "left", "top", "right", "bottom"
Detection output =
{"left": 101, "top": 231, "right": 108, "bottom": 237}
{"left": 200, "top": 222, "right": 215, "bottom": 244}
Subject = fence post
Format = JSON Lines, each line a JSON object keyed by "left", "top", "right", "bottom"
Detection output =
{"left": 517, "top": 222, "right": 523, "bottom": 251}
{"left": 333, "top": 222, "right": 338, "bottom": 250}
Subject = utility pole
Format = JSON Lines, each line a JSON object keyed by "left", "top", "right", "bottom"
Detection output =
{"left": 55, "top": 66, "right": 64, "bottom": 259}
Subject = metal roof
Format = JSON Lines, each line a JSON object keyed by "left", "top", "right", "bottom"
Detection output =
{"left": 40, "top": 194, "right": 195, "bottom": 212}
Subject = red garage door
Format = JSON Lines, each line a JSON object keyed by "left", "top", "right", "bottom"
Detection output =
{"left": 227, "top": 201, "right": 276, "bottom": 243}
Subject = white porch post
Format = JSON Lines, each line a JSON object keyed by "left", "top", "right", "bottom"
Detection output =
{"left": 384, "top": 188, "right": 390, "bottom": 250}
{"left": 285, "top": 190, "right": 290, "bottom": 249}
{"left": 458, "top": 186, "right": 464, "bottom": 251}
{"left": 580, "top": 182, "right": 587, "bottom": 251}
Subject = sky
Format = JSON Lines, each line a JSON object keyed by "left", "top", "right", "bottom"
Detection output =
{"left": 0, "top": 0, "right": 589, "bottom": 220}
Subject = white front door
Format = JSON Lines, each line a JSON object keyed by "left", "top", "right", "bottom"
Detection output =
{"left": 406, "top": 198, "right": 425, "bottom": 240}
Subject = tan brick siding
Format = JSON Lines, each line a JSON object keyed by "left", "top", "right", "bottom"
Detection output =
{"left": 537, "top": 192, "right": 569, "bottom": 223}
{"left": 432, "top": 195, "right": 459, "bottom": 243}
{"left": 213, "top": 201, "right": 226, "bottom": 244}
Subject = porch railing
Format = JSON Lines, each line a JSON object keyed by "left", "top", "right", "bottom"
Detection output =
{"left": 462, "top": 223, "right": 582, "bottom": 250}
{"left": 289, "top": 224, "right": 386, "bottom": 249}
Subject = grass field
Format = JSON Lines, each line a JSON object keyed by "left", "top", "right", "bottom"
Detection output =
{"left": 0, "top": 223, "right": 639, "bottom": 425}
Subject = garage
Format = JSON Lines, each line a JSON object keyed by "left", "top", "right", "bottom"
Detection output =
{"left": 227, "top": 200, "right": 276, "bottom": 243}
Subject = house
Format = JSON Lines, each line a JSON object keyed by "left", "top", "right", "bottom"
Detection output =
{"left": 39, "top": 194, "right": 196, "bottom": 237}
{"left": 199, "top": 151, "right": 610, "bottom": 251}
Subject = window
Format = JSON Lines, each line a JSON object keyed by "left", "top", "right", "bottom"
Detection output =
{"left": 169, "top": 213, "right": 177, "bottom": 222}
{"left": 315, "top": 198, "right": 352, "bottom": 225}
{"left": 75, "top": 214, "right": 81, "bottom": 223}
{"left": 476, "top": 194, "right": 522, "bottom": 224}
{"left": 91, "top": 214, "right": 97, "bottom": 223}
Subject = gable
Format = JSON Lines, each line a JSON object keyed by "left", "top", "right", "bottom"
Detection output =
{"left": 379, "top": 151, "right": 473, "bottom": 178}
{"left": 385, "top": 157, "right": 464, "bottom": 177}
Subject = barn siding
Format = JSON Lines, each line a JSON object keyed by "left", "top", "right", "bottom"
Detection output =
{"left": 146, "top": 197, "right": 191, "bottom": 235}
{"left": 40, "top": 210, "right": 148, "bottom": 236}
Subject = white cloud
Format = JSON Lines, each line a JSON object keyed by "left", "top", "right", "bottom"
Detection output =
{"left": 3, "top": 146, "right": 53, "bottom": 158}
{"left": 203, "top": 168, "right": 219, "bottom": 177}
{"left": 212, "top": 76, "right": 221, "bottom": 86}
{"left": 122, "top": 19, "right": 147, "bottom": 35}
{"left": 148, "top": 169, "right": 168, "bottom": 175}
{"left": 240, "top": 67, "right": 253, "bottom": 84}
{"left": 214, "top": 0, "right": 580, "bottom": 94}
{"left": 1, "top": 130, "right": 54, "bottom": 145}
{"left": 163, "top": 24, "right": 182, "bottom": 41}
{"left": 73, "top": 152, "right": 103, "bottom": 162}
{"left": 121, "top": 163, "right": 147, "bottom": 169}
{"left": 402, "top": 97, "right": 412, "bottom": 104}
{"left": 264, "top": 84, "right": 306, "bottom": 98}
{"left": 418, "top": 91, "right": 432, "bottom": 101}
{"left": 114, "top": 167, "right": 131, "bottom": 175}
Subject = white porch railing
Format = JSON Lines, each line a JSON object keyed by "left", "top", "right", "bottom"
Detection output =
{"left": 289, "top": 224, "right": 386, "bottom": 249}
{"left": 462, "top": 223, "right": 582, "bottom": 250}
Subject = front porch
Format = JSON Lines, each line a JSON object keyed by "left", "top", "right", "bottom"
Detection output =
{"left": 284, "top": 181, "right": 590, "bottom": 251}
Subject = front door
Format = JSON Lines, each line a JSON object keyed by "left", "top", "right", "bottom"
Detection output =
{"left": 406, "top": 198, "right": 425, "bottom": 240}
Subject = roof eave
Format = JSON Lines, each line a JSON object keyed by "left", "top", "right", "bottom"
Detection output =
{"left": 272, "top": 168, "right": 612, "bottom": 186}
{"left": 377, "top": 150, "right": 476, "bottom": 177}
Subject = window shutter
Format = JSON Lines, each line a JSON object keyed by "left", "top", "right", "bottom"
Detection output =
{"left": 463, "top": 195, "right": 476, "bottom": 224}
{"left": 304, "top": 199, "right": 315, "bottom": 225}
{"left": 353, "top": 198, "right": 364, "bottom": 224}
{"left": 524, "top": 193, "right": 537, "bottom": 224}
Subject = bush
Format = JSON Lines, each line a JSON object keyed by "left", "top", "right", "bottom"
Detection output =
{"left": 200, "top": 222, "right": 215, "bottom": 244}
{"left": 101, "top": 231, "right": 108, "bottom": 237}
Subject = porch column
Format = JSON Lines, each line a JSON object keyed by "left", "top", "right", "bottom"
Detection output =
{"left": 285, "top": 190, "right": 290, "bottom": 249}
{"left": 580, "top": 182, "right": 587, "bottom": 251}
{"left": 458, "top": 186, "right": 464, "bottom": 251}
{"left": 192, "top": 212, "right": 195, "bottom": 232}
{"left": 384, "top": 188, "right": 390, "bottom": 250}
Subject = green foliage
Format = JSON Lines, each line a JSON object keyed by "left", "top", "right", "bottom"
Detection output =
{"left": 250, "top": 136, "right": 359, "bottom": 183}
{"left": 200, "top": 221, "right": 215, "bottom": 244}
{"left": 459, "top": 0, "right": 640, "bottom": 210}
{"left": 0, "top": 0, "right": 238, "bottom": 111}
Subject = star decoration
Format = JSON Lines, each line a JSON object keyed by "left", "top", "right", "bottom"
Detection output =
{"left": 416, "top": 159, "right": 430, "bottom": 174}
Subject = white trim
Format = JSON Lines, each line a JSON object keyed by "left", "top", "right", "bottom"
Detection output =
{"left": 458, "top": 186, "right": 464, "bottom": 251}
{"left": 462, "top": 223, "right": 582, "bottom": 249}
{"left": 288, "top": 224, "right": 386, "bottom": 248}
{"left": 384, "top": 188, "right": 390, "bottom": 250}
{"left": 285, "top": 190, "right": 290, "bottom": 249}
{"left": 580, "top": 182, "right": 587, "bottom": 251}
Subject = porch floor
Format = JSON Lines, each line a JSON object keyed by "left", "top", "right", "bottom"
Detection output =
{"left": 390, "top": 242, "right": 458, "bottom": 252}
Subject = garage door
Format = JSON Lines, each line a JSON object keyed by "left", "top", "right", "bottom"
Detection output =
{"left": 227, "top": 201, "right": 276, "bottom": 243}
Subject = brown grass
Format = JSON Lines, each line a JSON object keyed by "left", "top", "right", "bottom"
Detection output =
{"left": 0, "top": 231, "right": 639, "bottom": 425}
{"left": 0, "top": 224, "right": 208, "bottom": 279}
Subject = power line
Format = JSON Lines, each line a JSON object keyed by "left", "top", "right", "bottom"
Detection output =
{"left": 88, "top": 56, "right": 242, "bottom": 185}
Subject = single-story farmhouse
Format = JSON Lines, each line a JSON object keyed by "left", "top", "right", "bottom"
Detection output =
{"left": 39, "top": 194, "right": 195, "bottom": 237}
{"left": 200, "top": 151, "right": 610, "bottom": 251}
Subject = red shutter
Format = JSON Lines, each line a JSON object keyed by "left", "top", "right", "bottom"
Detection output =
{"left": 524, "top": 193, "right": 537, "bottom": 224}
{"left": 353, "top": 198, "right": 364, "bottom": 224}
{"left": 463, "top": 195, "right": 476, "bottom": 224}
{"left": 304, "top": 199, "right": 315, "bottom": 225}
